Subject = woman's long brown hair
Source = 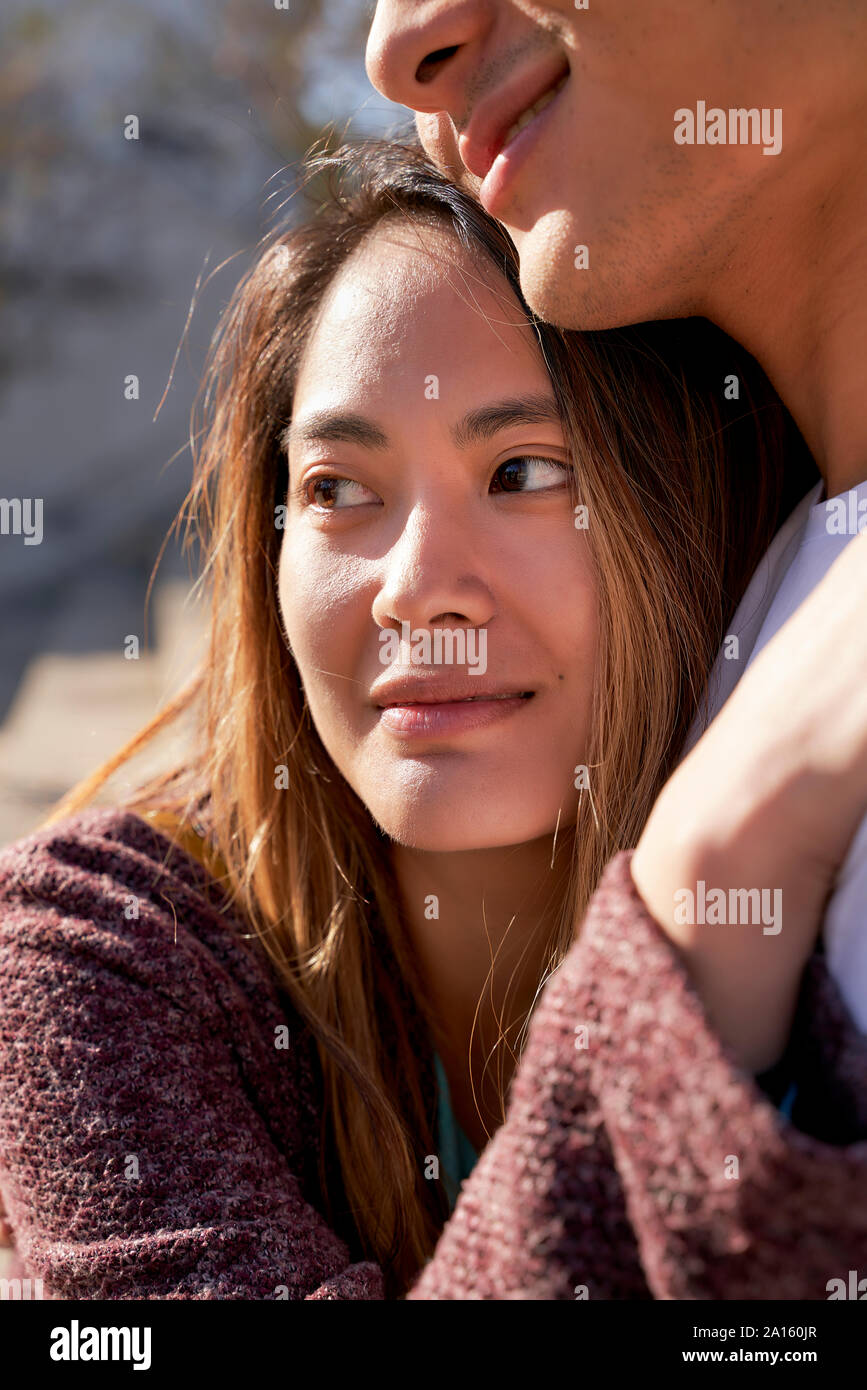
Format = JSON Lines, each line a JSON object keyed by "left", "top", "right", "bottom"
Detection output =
{"left": 42, "top": 138, "right": 817, "bottom": 1296}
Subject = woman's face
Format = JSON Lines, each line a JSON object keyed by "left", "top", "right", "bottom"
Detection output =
{"left": 278, "top": 219, "right": 598, "bottom": 852}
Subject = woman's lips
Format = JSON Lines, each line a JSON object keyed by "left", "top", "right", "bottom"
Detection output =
{"left": 478, "top": 73, "right": 569, "bottom": 216}
{"left": 378, "top": 694, "right": 534, "bottom": 736}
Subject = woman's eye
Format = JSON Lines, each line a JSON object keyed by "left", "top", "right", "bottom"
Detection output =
{"left": 490, "top": 455, "right": 570, "bottom": 494}
{"left": 305, "top": 476, "right": 378, "bottom": 510}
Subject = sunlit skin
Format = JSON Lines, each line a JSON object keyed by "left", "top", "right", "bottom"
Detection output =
{"left": 366, "top": 0, "right": 867, "bottom": 494}
{"left": 277, "top": 222, "right": 597, "bottom": 1144}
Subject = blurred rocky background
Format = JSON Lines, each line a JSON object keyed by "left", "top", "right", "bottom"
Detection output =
{"left": 0, "top": 0, "right": 408, "bottom": 849}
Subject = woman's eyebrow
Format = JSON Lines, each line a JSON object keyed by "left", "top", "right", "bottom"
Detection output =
{"left": 280, "top": 413, "right": 389, "bottom": 452}
{"left": 280, "top": 394, "right": 561, "bottom": 455}
{"left": 450, "top": 394, "right": 562, "bottom": 449}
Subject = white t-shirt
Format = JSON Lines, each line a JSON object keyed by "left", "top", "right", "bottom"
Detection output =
{"left": 680, "top": 478, "right": 867, "bottom": 1032}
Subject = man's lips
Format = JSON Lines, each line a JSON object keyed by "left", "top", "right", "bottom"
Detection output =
{"left": 457, "top": 61, "right": 570, "bottom": 183}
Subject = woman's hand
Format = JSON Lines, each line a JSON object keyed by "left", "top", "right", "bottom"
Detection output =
{"left": 631, "top": 526, "right": 867, "bottom": 1075}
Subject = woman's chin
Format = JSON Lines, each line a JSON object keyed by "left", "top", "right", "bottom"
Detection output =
{"left": 353, "top": 766, "right": 580, "bottom": 853}
{"left": 367, "top": 803, "right": 559, "bottom": 854}
{"left": 384, "top": 825, "right": 530, "bottom": 853}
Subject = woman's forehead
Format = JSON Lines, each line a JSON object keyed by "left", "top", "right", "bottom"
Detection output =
{"left": 294, "top": 224, "right": 540, "bottom": 389}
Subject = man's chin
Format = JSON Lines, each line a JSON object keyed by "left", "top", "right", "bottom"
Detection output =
{"left": 511, "top": 245, "right": 595, "bottom": 331}
{"left": 509, "top": 220, "right": 637, "bottom": 332}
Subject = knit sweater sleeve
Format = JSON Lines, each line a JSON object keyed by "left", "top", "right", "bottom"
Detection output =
{"left": 409, "top": 851, "right": 867, "bottom": 1300}
{"left": 0, "top": 810, "right": 383, "bottom": 1300}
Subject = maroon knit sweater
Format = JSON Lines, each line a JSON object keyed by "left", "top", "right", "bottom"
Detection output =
{"left": 1, "top": 807, "right": 865, "bottom": 1300}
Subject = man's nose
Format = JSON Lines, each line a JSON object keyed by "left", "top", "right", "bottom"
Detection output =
{"left": 366, "top": 0, "right": 488, "bottom": 116}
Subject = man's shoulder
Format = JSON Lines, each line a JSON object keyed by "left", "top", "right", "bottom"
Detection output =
{"left": 680, "top": 481, "right": 824, "bottom": 759}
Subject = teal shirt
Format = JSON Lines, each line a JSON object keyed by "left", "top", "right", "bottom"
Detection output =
{"left": 433, "top": 1052, "right": 480, "bottom": 1211}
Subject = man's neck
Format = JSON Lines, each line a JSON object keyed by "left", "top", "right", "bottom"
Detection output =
{"left": 390, "top": 831, "right": 573, "bottom": 1148}
{"left": 702, "top": 130, "right": 867, "bottom": 498}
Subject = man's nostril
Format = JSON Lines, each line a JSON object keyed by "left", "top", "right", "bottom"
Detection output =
{"left": 416, "top": 45, "right": 460, "bottom": 84}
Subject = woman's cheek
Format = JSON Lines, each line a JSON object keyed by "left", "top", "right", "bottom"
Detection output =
{"left": 279, "top": 537, "right": 369, "bottom": 686}
{"left": 278, "top": 533, "right": 331, "bottom": 672}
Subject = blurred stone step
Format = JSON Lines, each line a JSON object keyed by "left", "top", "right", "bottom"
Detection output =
{"left": 0, "top": 579, "right": 205, "bottom": 847}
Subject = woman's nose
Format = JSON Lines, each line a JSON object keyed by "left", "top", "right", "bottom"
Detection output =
{"left": 365, "top": 0, "right": 488, "bottom": 116}
{"left": 371, "top": 502, "right": 494, "bottom": 634}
